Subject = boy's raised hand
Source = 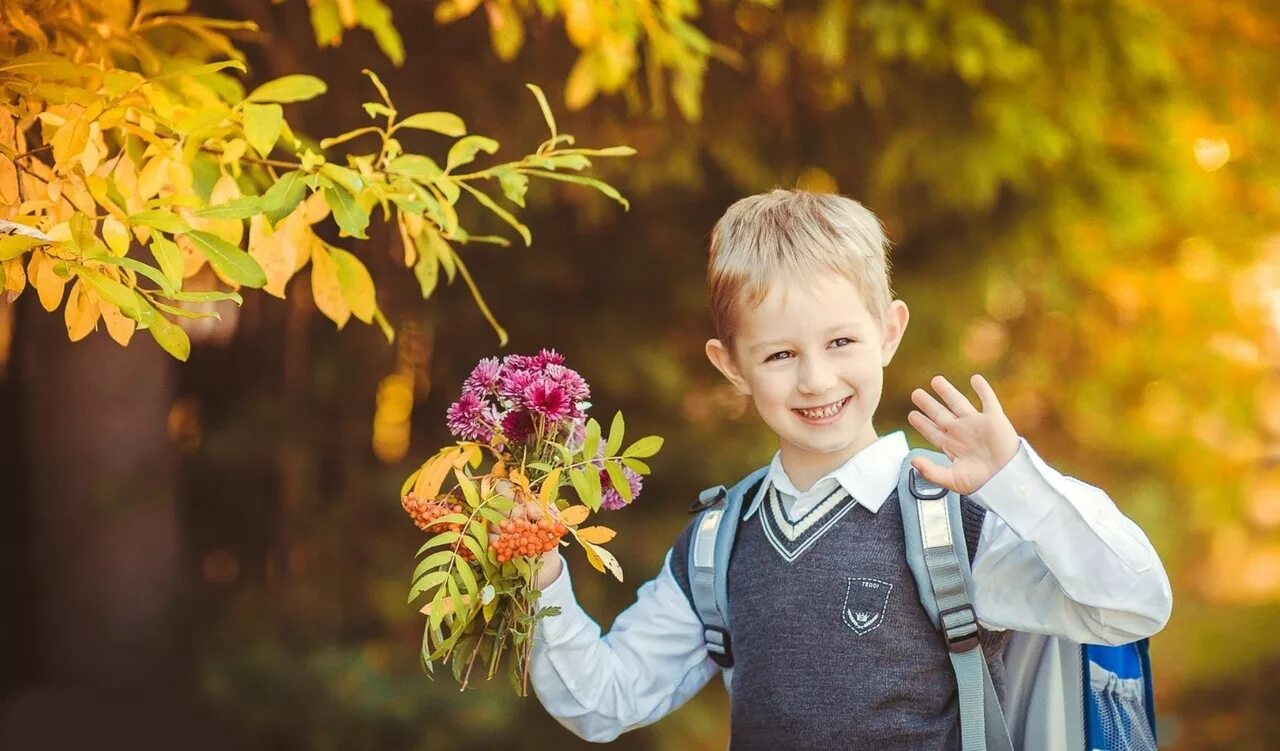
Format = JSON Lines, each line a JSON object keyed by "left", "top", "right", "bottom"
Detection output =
{"left": 907, "top": 374, "right": 1020, "bottom": 496}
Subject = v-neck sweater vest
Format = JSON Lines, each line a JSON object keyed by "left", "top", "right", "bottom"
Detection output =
{"left": 670, "top": 481, "right": 1008, "bottom": 750}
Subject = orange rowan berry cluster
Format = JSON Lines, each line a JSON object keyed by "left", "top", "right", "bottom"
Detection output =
{"left": 493, "top": 518, "right": 568, "bottom": 563}
{"left": 402, "top": 494, "right": 476, "bottom": 561}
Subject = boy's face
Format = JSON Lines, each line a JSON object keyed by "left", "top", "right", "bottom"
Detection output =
{"left": 706, "top": 274, "right": 909, "bottom": 482}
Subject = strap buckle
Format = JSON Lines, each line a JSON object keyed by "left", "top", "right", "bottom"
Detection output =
{"left": 939, "top": 604, "right": 980, "bottom": 654}
{"left": 908, "top": 468, "right": 949, "bottom": 501}
{"left": 703, "top": 626, "right": 734, "bottom": 667}
{"left": 689, "top": 485, "right": 727, "bottom": 515}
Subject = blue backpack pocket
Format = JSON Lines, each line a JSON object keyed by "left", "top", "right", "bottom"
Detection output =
{"left": 1083, "top": 640, "right": 1158, "bottom": 751}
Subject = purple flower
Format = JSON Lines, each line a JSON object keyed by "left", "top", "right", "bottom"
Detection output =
{"left": 501, "top": 353, "right": 539, "bottom": 372}
{"left": 462, "top": 357, "right": 502, "bottom": 396}
{"left": 498, "top": 368, "right": 538, "bottom": 403}
{"left": 534, "top": 348, "right": 566, "bottom": 367}
{"left": 543, "top": 363, "right": 590, "bottom": 403}
{"left": 446, "top": 392, "right": 498, "bottom": 442}
{"left": 501, "top": 410, "right": 536, "bottom": 443}
{"left": 523, "top": 378, "right": 573, "bottom": 423}
{"left": 600, "top": 465, "right": 643, "bottom": 511}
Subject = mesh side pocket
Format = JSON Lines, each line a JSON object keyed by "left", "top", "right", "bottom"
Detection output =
{"left": 1088, "top": 661, "right": 1158, "bottom": 751}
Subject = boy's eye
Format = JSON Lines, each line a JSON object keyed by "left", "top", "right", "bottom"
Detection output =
{"left": 830, "top": 337, "right": 856, "bottom": 348}
{"left": 765, "top": 351, "right": 793, "bottom": 362}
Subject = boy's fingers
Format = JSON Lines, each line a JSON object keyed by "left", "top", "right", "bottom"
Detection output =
{"left": 908, "top": 410, "right": 949, "bottom": 451}
{"left": 970, "top": 374, "right": 1004, "bottom": 414}
{"left": 911, "top": 388, "right": 956, "bottom": 426}
{"left": 910, "top": 456, "right": 953, "bottom": 489}
{"left": 931, "top": 375, "right": 977, "bottom": 417}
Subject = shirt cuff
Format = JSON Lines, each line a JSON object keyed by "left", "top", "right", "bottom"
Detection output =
{"left": 968, "top": 438, "right": 1057, "bottom": 538}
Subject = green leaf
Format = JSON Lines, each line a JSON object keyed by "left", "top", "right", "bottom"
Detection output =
{"left": 396, "top": 112, "right": 466, "bottom": 136}
{"left": 76, "top": 268, "right": 142, "bottom": 318}
{"left": 408, "top": 570, "right": 450, "bottom": 604}
{"left": 623, "top": 435, "right": 664, "bottom": 459}
{"left": 246, "top": 74, "right": 327, "bottom": 104}
{"left": 604, "top": 460, "right": 632, "bottom": 502}
{"left": 526, "top": 169, "right": 630, "bottom": 210}
{"left": 323, "top": 186, "right": 370, "bottom": 239}
{"left": 242, "top": 102, "right": 283, "bottom": 158}
{"left": 328, "top": 246, "right": 376, "bottom": 322}
{"left": 620, "top": 457, "right": 650, "bottom": 475}
{"left": 458, "top": 181, "right": 530, "bottom": 245}
{"left": 319, "top": 126, "right": 380, "bottom": 150}
{"left": 413, "top": 251, "right": 439, "bottom": 299}
{"left": 128, "top": 210, "right": 190, "bottom": 235}
{"left": 320, "top": 163, "right": 364, "bottom": 194}
{"left": 525, "top": 83, "right": 557, "bottom": 138}
{"left": 147, "top": 308, "right": 191, "bottom": 361}
{"left": 87, "top": 253, "right": 175, "bottom": 295}
{"left": 605, "top": 412, "right": 624, "bottom": 456}
{"left": 0, "top": 235, "right": 44, "bottom": 261}
{"left": 373, "top": 305, "right": 395, "bottom": 343}
{"left": 445, "top": 135, "right": 500, "bottom": 172}
{"left": 187, "top": 230, "right": 268, "bottom": 288}
{"left": 362, "top": 102, "right": 395, "bottom": 119}
{"left": 498, "top": 171, "right": 528, "bottom": 207}
{"left": 583, "top": 418, "right": 601, "bottom": 462}
{"left": 261, "top": 170, "right": 307, "bottom": 225}
{"left": 147, "top": 234, "right": 183, "bottom": 288}
{"left": 388, "top": 155, "right": 443, "bottom": 181}
{"left": 169, "top": 289, "right": 244, "bottom": 304}
{"left": 194, "top": 195, "right": 263, "bottom": 220}
{"left": 361, "top": 68, "right": 393, "bottom": 106}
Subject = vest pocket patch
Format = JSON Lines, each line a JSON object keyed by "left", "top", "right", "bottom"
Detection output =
{"left": 843, "top": 577, "right": 892, "bottom": 635}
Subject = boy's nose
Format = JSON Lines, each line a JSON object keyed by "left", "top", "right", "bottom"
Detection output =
{"left": 796, "top": 358, "right": 837, "bottom": 395}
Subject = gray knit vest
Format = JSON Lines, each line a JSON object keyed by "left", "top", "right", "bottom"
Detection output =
{"left": 670, "top": 481, "right": 1008, "bottom": 750}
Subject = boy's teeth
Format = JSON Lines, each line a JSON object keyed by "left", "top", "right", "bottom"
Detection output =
{"left": 798, "top": 398, "right": 846, "bottom": 419}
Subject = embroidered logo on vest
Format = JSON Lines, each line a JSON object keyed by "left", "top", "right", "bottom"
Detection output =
{"left": 843, "top": 577, "right": 892, "bottom": 635}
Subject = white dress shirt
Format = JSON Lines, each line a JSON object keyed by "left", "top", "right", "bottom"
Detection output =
{"left": 528, "top": 432, "right": 1173, "bottom": 743}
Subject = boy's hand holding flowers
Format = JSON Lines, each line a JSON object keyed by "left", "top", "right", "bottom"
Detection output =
{"left": 906, "top": 374, "right": 1020, "bottom": 496}
{"left": 399, "top": 350, "right": 663, "bottom": 695}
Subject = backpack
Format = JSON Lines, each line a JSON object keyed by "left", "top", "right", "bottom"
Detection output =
{"left": 686, "top": 448, "right": 1158, "bottom": 751}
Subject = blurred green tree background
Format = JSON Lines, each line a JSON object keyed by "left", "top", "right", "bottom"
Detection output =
{"left": 2, "top": 1, "right": 1278, "bottom": 749}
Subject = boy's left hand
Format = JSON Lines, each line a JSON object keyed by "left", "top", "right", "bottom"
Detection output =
{"left": 907, "top": 374, "right": 1020, "bottom": 496}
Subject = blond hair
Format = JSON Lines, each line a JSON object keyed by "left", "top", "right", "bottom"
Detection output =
{"left": 707, "top": 189, "right": 893, "bottom": 344}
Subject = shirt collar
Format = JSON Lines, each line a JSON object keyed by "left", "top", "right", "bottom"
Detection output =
{"left": 743, "top": 431, "right": 910, "bottom": 520}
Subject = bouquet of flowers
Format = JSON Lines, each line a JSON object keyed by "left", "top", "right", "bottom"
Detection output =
{"left": 400, "top": 350, "right": 662, "bottom": 694}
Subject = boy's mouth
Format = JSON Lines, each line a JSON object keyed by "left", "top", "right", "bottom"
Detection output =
{"left": 793, "top": 396, "right": 851, "bottom": 422}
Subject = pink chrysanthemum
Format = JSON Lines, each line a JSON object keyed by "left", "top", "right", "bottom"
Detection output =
{"left": 463, "top": 357, "right": 502, "bottom": 396}
{"left": 498, "top": 368, "right": 538, "bottom": 403}
{"left": 522, "top": 378, "right": 574, "bottom": 423}
{"left": 446, "top": 392, "right": 498, "bottom": 442}
{"left": 543, "top": 363, "right": 590, "bottom": 403}
{"left": 534, "top": 348, "right": 566, "bottom": 367}
{"left": 600, "top": 466, "right": 643, "bottom": 511}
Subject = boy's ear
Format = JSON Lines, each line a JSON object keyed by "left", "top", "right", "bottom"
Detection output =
{"left": 705, "top": 338, "right": 752, "bottom": 396}
{"left": 879, "top": 300, "right": 910, "bottom": 367}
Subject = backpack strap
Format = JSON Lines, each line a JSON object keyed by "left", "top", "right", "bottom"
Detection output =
{"left": 688, "top": 467, "right": 769, "bottom": 670}
{"left": 899, "top": 448, "right": 1013, "bottom": 751}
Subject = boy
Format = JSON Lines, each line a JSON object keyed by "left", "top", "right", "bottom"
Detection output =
{"left": 526, "top": 190, "right": 1172, "bottom": 749}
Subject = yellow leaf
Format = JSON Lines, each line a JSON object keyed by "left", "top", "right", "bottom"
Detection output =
{"left": 414, "top": 447, "right": 461, "bottom": 500}
{"left": 328, "top": 245, "right": 375, "bottom": 323}
{"left": 539, "top": 468, "right": 561, "bottom": 509}
{"left": 559, "top": 505, "right": 590, "bottom": 526}
{"left": 186, "top": 174, "right": 244, "bottom": 248}
{"left": 575, "top": 526, "right": 616, "bottom": 545}
{"left": 564, "top": 0, "right": 599, "bottom": 47}
{"left": 176, "top": 234, "right": 207, "bottom": 279}
{"left": 99, "top": 300, "right": 135, "bottom": 346}
{"left": 102, "top": 215, "right": 129, "bottom": 255}
{"left": 587, "top": 542, "right": 624, "bottom": 582}
{"left": 581, "top": 541, "right": 605, "bottom": 573}
{"left": 136, "top": 153, "right": 167, "bottom": 201}
{"left": 28, "top": 251, "right": 66, "bottom": 311}
{"left": 50, "top": 117, "right": 89, "bottom": 173}
{"left": 420, "top": 593, "right": 472, "bottom": 617}
{"left": 247, "top": 213, "right": 300, "bottom": 298}
{"left": 309, "top": 242, "right": 349, "bottom": 327}
{"left": 396, "top": 212, "right": 417, "bottom": 267}
{"left": 63, "top": 280, "right": 99, "bottom": 341}
{"left": 564, "top": 55, "right": 599, "bottom": 111}
{"left": 3, "top": 258, "right": 26, "bottom": 295}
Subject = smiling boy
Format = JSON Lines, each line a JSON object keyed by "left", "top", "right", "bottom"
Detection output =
{"left": 527, "top": 190, "right": 1172, "bottom": 749}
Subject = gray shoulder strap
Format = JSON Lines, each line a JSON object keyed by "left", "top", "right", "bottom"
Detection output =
{"left": 898, "top": 448, "right": 1013, "bottom": 751}
{"left": 689, "top": 466, "right": 769, "bottom": 669}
